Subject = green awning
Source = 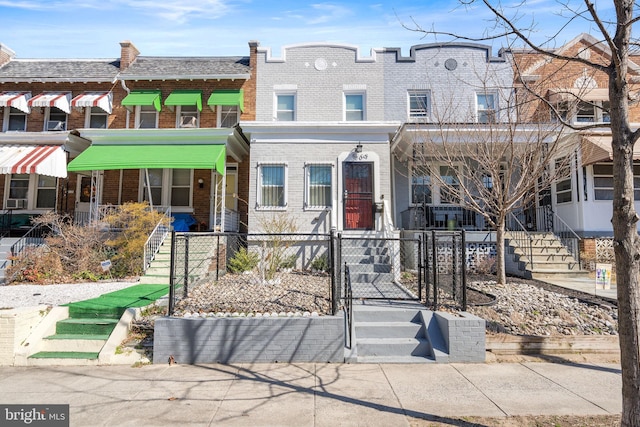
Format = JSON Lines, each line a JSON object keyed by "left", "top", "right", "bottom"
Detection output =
{"left": 208, "top": 89, "right": 244, "bottom": 112}
{"left": 68, "top": 144, "right": 225, "bottom": 175}
{"left": 121, "top": 90, "right": 162, "bottom": 111}
{"left": 164, "top": 90, "right": 203, "bottom": 111}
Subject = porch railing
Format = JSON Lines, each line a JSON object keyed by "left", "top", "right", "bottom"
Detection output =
{"left": 10, "top": 223, "right": 50, "bottom": 258}
{"left": 506, "top": 212, "right": 535, "bottom": 269}
{"left": 551, "top": 211, "right": 582, "bottom": 266}
{"left": 215, "top": 208, "right": 240, "bottom": 232}
{"left": 143, "top": 206, "right": 172, "bottom": 272}
{"left": 401, "top": 204, "right": 487, "bottom": 230}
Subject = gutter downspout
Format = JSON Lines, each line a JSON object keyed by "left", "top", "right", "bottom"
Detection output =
{"left": 120, "top": 79, "right": 131, "bottom": 129}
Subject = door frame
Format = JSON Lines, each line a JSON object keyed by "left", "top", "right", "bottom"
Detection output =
{"left": 337, "top": 149, "right": 381, "bottom": 232}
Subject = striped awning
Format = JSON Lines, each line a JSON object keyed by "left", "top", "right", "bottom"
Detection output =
{"left": 29, "top": 92, "right": 72, "bottom": 114}
{"left": 0, "top": 92, "right": 31, "bottom": 113}
{"left": 0, "top": 145, "right": 67, "bottom": 178}
{"left": 71, "top": 92, "right": 113, "bottom": 114}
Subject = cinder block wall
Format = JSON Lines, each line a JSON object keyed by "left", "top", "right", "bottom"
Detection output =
{"left": 153, "top": 316, "right": 344, "bottom": 364}
{"left": 0, "top": 306, "right": 47, "bottom": 366}
{"left": 435, "top": 311, "right": 486, "bottom": 362}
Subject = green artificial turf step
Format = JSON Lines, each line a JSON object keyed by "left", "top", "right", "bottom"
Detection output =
{"left": 45, "top": 334, "right": 110, "bottom": 341}
{"left": 29, "top": 351, "right": 99, "bottom": 359}
{"left": 66, "top": 284, "right": 169, "bottom": 319}
{"left": 56, "top": 318, "right": 119, "bottom": 335}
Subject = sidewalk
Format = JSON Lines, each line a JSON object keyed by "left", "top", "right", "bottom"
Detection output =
{"left": 0, "top": 361, "right": 621, "bottom": 426}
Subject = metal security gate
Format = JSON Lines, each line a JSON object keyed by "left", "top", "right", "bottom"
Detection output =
{"left": 338, "top": 231, "right": 467, "bottom": 310}
{"left": 423, "top": 230, "right": 467, "bottom": 312}
{"left": 338, "top": 234, "right": 423, "bottom": 301}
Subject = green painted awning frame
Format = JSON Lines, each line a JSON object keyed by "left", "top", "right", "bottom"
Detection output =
{"left": 121, "top": 90, "right": 162, "bottom": 111}
{"left": 207, "top": 89, "right": 244, "bottom": 112}
{"left": 164, "top": 90, "right": 203, "bottom": 111}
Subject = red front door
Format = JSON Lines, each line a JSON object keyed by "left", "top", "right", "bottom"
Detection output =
{"left": 344, "top": 162, "right": 374, "bottom": 230}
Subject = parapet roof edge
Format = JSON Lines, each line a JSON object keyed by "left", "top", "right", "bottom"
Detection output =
{"left": 257, "top": 42, "right": 383, "bottom": 63}
{"left": 383, "top": 42, "right": 510, "bottom": 63}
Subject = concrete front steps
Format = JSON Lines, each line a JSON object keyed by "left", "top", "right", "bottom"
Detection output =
{"left": 506, "top": 231, "right": 589, "bottom": 280}
{"left": 350, "top": 303, "right": 448, "bottom": 363}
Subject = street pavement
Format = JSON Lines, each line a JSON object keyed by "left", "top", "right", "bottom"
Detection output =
{"left": 0, "top": 361, "right": 621, "bottom": 426}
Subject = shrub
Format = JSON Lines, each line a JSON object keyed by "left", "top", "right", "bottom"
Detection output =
{"left": 228, "top": 247, "right": 259, "bottom": 273}
{"left": 310, "top": 254, "right": 329, "bottom": 272}
{"left": 279, "top": 254, "right": 297, "bottom": 270}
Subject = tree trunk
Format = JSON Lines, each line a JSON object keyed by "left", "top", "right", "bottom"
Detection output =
{"left": 610, "top": 3, "right": 640, "bottom": 423}
{"left": 496, "top": 217, "right": 506, "bottom": 285}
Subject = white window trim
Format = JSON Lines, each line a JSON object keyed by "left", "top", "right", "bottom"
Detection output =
{"left": 256, "top": 162, "right": 288, "bottom": 210}
{"left": 4, "top": 174, "right": 58, "bottom": 210}
{"left": 574, "top": 100, "right": 610, "bottom": 124}
{"left": 2, "top": 107, "right": 27, "bottom": 132}
{"left": 475, "top": 91, "right": 498, "bottom": 123}
{"left": 138, "top": 169, "right": 194, "bottom": 212}
{"left": 176, "top": 105, "right": 200, "bottom": 128}
{"left": 409, "top": 164, "right": 432, "bottom": 206}
{"left": 407, "top": 90, "right": 431, "bottom": 122}
{"left": 274, "top": 92, "right": 296, "bottom": 121}
{"left": 554, "top": 157, "right": 573, "bottom": 204}
{"left": 135, "top": 105, "right": 159, "bottom": 129}
{"left": 216, "top": 105, "right": 240, "bottom": 128}
{"left": 344, "top": 91, "right": 366, "bottom": 121}
{"left": 44, "top": 107, "right": 68, "bottom": 132}
{"left": 84, "top": 106, "right": 109, "bottom": 128}
{"left": 304, "top": 162, "right": 334, "bottom": 210}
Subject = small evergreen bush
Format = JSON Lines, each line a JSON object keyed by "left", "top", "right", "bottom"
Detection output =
{"left": 228, "top": 247, "right": 259, "bottom": 273}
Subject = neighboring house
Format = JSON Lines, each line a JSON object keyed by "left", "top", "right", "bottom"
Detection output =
{"left": 514, "top": 33, "right": 640, "bottom": 263}
{"left": 248, "top": 42, "right": 400, "bottom": 234}
{"left": 385, "top": 43, "right": 515, "bottom": 232}
{"left": 0, "top": 41, "right": 254, "bottom": 232}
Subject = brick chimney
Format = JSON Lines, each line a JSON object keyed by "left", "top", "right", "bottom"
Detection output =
{"left": 119, "top": 40, "right": 140, "bottom": 70}
{"left": 0, "top": 43, "right": 16, "bottom": 67}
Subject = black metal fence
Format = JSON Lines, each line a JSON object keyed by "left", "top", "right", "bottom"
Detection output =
{"left": 423, "top": 230, "right": 467, "bottom": 312}
{"left": 337, "top": 234, "right": 423, "bottom": 301}
{"left": 168, "top": 232, "right": 335, "bottom": 316}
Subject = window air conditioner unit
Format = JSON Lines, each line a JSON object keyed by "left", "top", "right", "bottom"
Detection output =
{"left": 180, "top": 115, "right": 197, "bottom": 128}
{"left": 6, "top": 199, "right": 27, "bottom": 209}
{"left": 47, "top": 120, "right": 66, "bottom": 131}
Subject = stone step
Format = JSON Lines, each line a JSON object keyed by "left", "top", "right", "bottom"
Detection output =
{"left": 346, "top": 263, "right": 392, "bottom": 274}
{"left": 356, "top": 337, "right": 431, "bottom": 357}
{"left": 356, "top": 355, "right": 435, "bottom": 363}
{"left": 350, "top": 272, "right": 395, "bottom": 284}
{"left": 518, "top": 260, "right": 579, "bottom": 270}
{"left": 353, "top": 306, "right": 422, "bottom": 323}
{"left": 56, "top": 318, "right": 118, "bottom": 336}
{"left": 355, "top": 321, "right": 423, "bottom": 339}
{"left": 530, "top": 270, "right": 591, "bottom": 280}
{"left": 342, "top": 254, "right": 390, "bottom": 264}
{"left": 27, "top": 352, "right": 100, "bottom": 366}
{"left": 41, "top": 335, "right": 107, "bottom": 353}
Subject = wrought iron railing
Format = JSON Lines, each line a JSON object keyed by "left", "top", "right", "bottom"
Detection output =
{"left": 551, "top": 211, "right": 581, "bottom": 267}
{"left": 10, "top": 223, "right": 50, "bottom": 258}
{"left": 143, "top": 206, "right": 171, "bottom": 272}
{"left": 402, "top": 203, "right": 486, "bottom": 230}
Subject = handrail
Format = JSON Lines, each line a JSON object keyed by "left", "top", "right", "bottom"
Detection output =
{"left": 344, "top": 262, "right": 353, "bottom": 349}
{"left": 550, "top": 210, "right": 582, "bottom": 266}
{"left": 143, "top": 206, "right": 172, "bottom": 272}
{"left": 506, "top": 212, "right": 535, "bottom": 270}
{"left": 10, "top": 223, "right": 49, "bottom": 258}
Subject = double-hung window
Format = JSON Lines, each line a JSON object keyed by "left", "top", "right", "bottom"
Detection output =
{"left": 276, "top": 94, "right": 295, "bottom": 121}
{"left": 411, "top": 167, "right": 432, "bottom": 204}
{"left": 345, "top": 93, "right": 365, "bottom": 121}
{"left": 86, "top": 107, "right": 108, "bottom": 129}
{"left": 592, "top": 163, "right": 640, "bottom": 200}
{"left": 439, "top": 165, "right": 460, "bottom": 204}
{"left": 46, "top": 107, "right": 67, "bottom": 131}
{"left": 4, "top": 107, "right": 27, "bottom": 131}
{"left": 408, "top": 90, "right": 430, "bottom": 121}
{"left": 137, "top": 105, "right": 158, "bottom": 129}
{"left": 305, "top": 164, "right": 332, "bottom": 209}
{"left": 576, "top": 100, "right": 610, "bottom": 123}
{"left": 177, "top": 105, "right": 199, "bottom": 128}
{"left": 141, "top": 169, "right": 194, "bottom": 209}
{"left": 218, "top": 105, "right": 239, "bottom": 128}
{"left": 36, "top": 175, "right": 57, "bottom": 208}
{"left": 476, "top": 93, "right": 496, "bottom": 123}
{"left": 555, "top": 158, "right": 572, "bottom": 203}
{"left": 258, "top": 164, "right": 287, "bottom": 209}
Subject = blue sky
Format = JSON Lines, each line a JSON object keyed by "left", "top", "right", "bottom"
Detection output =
{"left": 0, "top": 1, "right": 615, "bottom": 59}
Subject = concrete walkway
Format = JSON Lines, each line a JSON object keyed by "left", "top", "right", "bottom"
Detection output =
{"left": 0, "top": 361, "right": 621, "bottom": 426}
{"left": 539, "top": 276, "right": 617, "bottom": 300}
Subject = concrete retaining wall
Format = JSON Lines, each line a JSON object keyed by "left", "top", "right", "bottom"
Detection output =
{"left": 153, "top": 315, "right": 345, "bottom": 364}
{"left": 434, "top": 311, "right": 486, "bottom": 362}
{"left": 0, "top": 306, "right": 48, "bottom": 366}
